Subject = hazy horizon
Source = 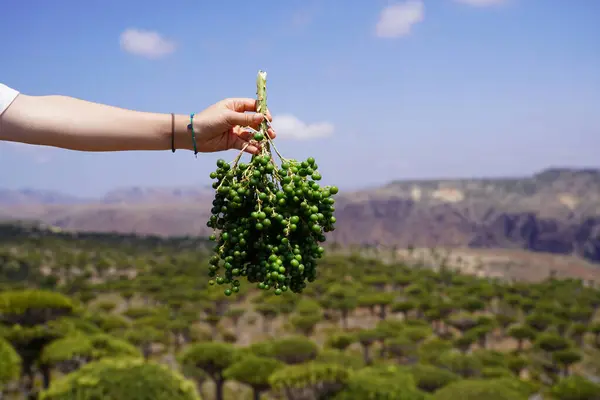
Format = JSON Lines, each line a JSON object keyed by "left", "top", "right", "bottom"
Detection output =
{"left": 4, "top": 165, "right": 599, "bottom": 199}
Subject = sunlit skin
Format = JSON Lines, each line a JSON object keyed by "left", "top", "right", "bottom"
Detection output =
{"left": 0, "top": 94, "right": 275, "bottom": 155}
{"left": 191, "top": 98, "right": 276, "bottom": 154}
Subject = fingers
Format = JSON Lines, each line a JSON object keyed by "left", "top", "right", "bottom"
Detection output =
{"left": 224, "top": 97, "right": 277, "bottom": 141}
{"left": 231, "top": 127, "right": 272, "bottom": 154}
{"left": 225, "top": 111, "right": 277, "bottom": 141}
{"left": 237, "top": 125, "right": 276, "bottom": 141}
{"left": 224, "top": 110, "right": 263, "bottom": 130}
{"left": 229, "top": 98, "right": 258, "bottom": 113}
{"left": 236, "top": 127, "right": 253, "bottom": 142}
{"left": 231, "top": 136, "right": 259, "bottom": 155}
{"left": 228, "top": 98, "right": 273, "bottom": 120}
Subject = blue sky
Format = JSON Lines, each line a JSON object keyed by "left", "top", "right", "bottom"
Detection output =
{"left": 1, "top": 0, "right": 599, "bottom": 197}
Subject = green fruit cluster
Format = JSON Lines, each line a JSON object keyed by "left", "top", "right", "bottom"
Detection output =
{"left": 205, "top": 71, "right": 338, "bottom": 296}
{"left": 207, "top": 155, "right": 338, "bottom": 296}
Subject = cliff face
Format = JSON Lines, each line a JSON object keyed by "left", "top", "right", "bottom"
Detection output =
{"left": 327, "top": 168, "right": 600, "bottom": 262}
{"left": 1, "top": 168, "right": 600, "bottom": 263}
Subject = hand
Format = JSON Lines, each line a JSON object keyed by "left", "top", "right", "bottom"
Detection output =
{"left": 192, "top": 98, "right": 276, "bottom": 155}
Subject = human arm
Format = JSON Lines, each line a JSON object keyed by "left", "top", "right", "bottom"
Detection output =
{"left": 0, "top": 88, "right": 274, "bottom": 154}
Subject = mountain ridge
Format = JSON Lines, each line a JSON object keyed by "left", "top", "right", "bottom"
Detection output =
{"left": 2, "top": 167, "right": 599, "bottom": 263}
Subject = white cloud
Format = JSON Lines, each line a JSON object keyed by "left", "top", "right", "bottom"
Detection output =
{"left": 376, "top": 0, "right": 424, "bottom": 39}
{"left": 454, "top": 0, "right": 508, "bottom": 6}
{"left": 272, "top": 114, "right": 334, "bottom": 140}
{"left": 119, "top": 28, "right": 176, "bottom": 59}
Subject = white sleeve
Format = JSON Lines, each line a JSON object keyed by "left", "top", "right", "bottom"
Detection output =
{"left": 0, "top": 83, "right": 20, "bottom": 116}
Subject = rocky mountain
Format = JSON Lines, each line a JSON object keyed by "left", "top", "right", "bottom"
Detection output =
{"left": 0, "top": 186, "right": 214, "bottom": 206}
{"left": 101, "top": 185, "right": 214, "bottom": 205}
{"left": 2, "top": 168, "right": 600, "bottom": 263}
{"left": 0, "top": 188, "right": 87, "bottom": 206}
{"left": 331, "top": 168, "right": 600, "bottom": 262}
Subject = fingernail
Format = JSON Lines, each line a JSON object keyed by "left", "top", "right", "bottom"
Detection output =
{"left": 254, "top": 114, "right": 263, "bottom": 122}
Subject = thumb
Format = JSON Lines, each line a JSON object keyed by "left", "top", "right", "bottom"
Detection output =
{"left": 224, "top": 110, "right": 264, "bottom": 128}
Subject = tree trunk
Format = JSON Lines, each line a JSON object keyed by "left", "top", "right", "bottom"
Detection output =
{"left": 378, "top": 304, "right": 386, "bottom": 320}
{"left": 284, "top": 387, "right": 296, "bottom": 400}
{"left": 40, "top": 364, "right": 51, "bottom": 389}
{"left": 173, "top": 334, "right": 181, "bottom": 352}
{"left": 215, "top": 378, "right": 224, "bottom": 400}
{"left": 478, "top": 335, "right": 487, "bottom": 349}
{"left": 341, "top": 311, "right": 348, "bottom": 330}
{"left": 362, "top": 345, "right": 372, "bottom": 365}
{"left": 142, "top": 344, "right": 151, "bottom": 360}
{"left": 253, "top": 388, "right": 262, "bottom": 400}
{"left": 21, "top": 367, "right": 35, "bottom": 400}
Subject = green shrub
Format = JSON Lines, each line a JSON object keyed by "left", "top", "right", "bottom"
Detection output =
{"left": 491, "top": 377, "right": 539, "bottom": 397}
{"left": 436, "top": 350, "right": 483, "bottom": 378}
{"left": 59, "top": 317, "right": 103, "bottom": 335}
{"left": 178, "top": 342, "right": 237, "bottom": 400}
{"left": 385, "top": 334, "right": 418, "bottom": 361}
{"left": 0, "top": 337, "right": 20, "bottom": 384}
{"left": 0, "top": 289, "right": 73, "bottom": 310}
{"left": 376, "top": 320, "right": 407, "bottom": 338}
{"left": 433, "top": 379, "right": 529, "bottom": 400}
{"left": 86, "top": 312, "right": 130, "bottom": 334}
{"left": 295, "top": 298, "right": 323, "bottom": 316}
{"left": 223, "top": 355, "right": 282, "bottom": 398}
{"left": 534, "top": 333, "right": 571, "bottom": 353}
{"left": 41, "top": 332, "right": 140, "bottom": 369}
{"left": 334, "top": 365, "right": 428, "bottom": 400}
{"left": 269, "top": 362, "right": 350, "bottom": 399}
{"left": 506, "top": 354, "right": 529, "bottom": 376}
{"left": 39, "top": 357, "right": 200, "bottom": 400}
{"left": 403, "top": 325, "right": 432, "bottom": 343}
{"left": 418, "top": 338, "right": 453, "bottom": 365}
{"left": 289, "top": 313, "right": 322, "bottom": 335}
{"left": 472, "top": 350, "right": 508, "bottom": 368}
{"left": 245, "top": 341, "right": 274, "bottom": 358}
{"left": 409, "top": 364, "right": 460, "bottom": 393}
{"left": 87, "top": 333, "right": 141, "bottom": 359}
{"left": 41, "top": 334, "right": 93, "bottom": 369}
{"left": 316, "top": 348, "right": 365, "bottom": 370}
{"left": 481, "top": 367, "right": 514, "bottom": 379}
{"left": 270, "top": 336, "right": 319, "bottom": 364}
{"left": 548, "top": 375, "right": 600, "bottom": 400}
{"left": 325, "top": 332, "right": 355, "bottom": 351}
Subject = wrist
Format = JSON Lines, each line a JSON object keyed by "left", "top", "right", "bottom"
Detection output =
{"left": 170, "top": 113, "right": 195, "bottom": 151}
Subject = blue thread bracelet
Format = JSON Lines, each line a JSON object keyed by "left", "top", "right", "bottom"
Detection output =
{"left": 187, "top": 113, "right": 198, "bottom": 157}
